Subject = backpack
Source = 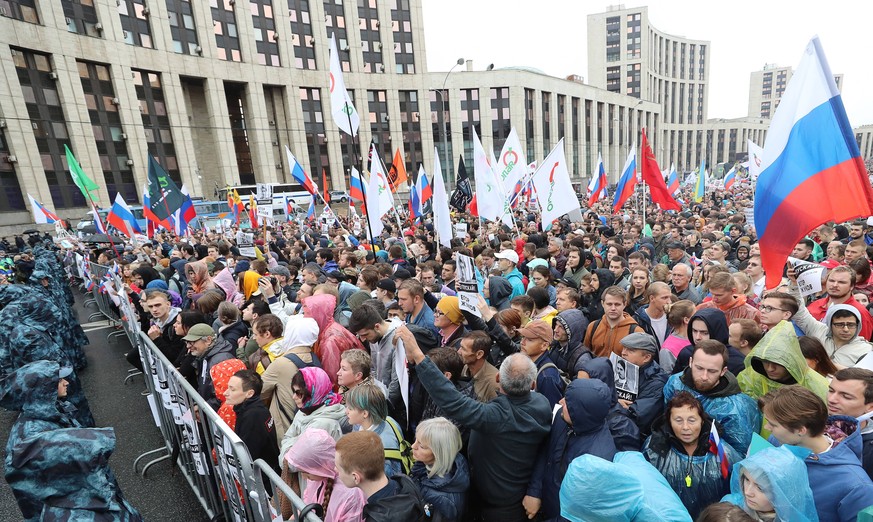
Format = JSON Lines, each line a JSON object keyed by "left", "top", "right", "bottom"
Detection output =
{"left": 536, "top": 362, "right": 567, "bottom": 393}
{"left": 284, "top": 351, "right": 321, "bottom": 369}
{"left": 384, "top": 417, "right": 415, "bottom": 475}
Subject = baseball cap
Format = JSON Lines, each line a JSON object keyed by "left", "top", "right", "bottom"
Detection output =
{"left": 666, "top": 241, "right": 686, "bottom": 250}
{"left": 518, "top": 320, "right": 553, "bottom": 343}
{"left": 619, "top": 332, "right": 658, "bottom": 355}
{"left": 327, "top": 270, "right": 346, "bottom": 282}
{"left": 394, "top": 268, "right": 412, "bottom": 280}
{"left": 182, "top": 323, "right": 215, "bottom": 341}
{"left": 376, "top": 278, "right": 396, "bottom": 294}
{"left": 555, "top": 277, "right": 579, "bottom": 290}
{"left": 495, "top": 250, "right": 519, "bottom": 265}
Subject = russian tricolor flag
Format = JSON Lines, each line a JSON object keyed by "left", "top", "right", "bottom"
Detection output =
{"left": 755, "top": 37, "right": 873, "bottom": 290}
{"left": 306, "top": 195, "right": 316, "bottom": 221}
{"left": 418, "top": 170, "right": 432, "bottom": 204}
{"left": 612, "top": 148, "right": 637, "bottom": 213}
{"left": 409, "top": 172, "right": 421, "bottom": 218}
{"left": 587, "top": 152, "right": 608, "bottom": 207}
{"left": 349, "top": 166, "right": 365, "bottom": 201}
{"left": 286, "top": 146, "right": 317, "bottom": 195}
{"left": 667, "top": 163, "right": 679, "bottom": 195}
{"left": 708, "top": 421, "right": 730, "bottom": 479}
{"left": 107, "top": 193, "right": 142, "bottom": 237}
{"left": 723, "top": 166, "right": 737, "bottom": 191}
{"left": 27, "top": 193, "right": 60, "bottom": 224}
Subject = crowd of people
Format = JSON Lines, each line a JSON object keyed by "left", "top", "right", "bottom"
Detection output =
{"left": 4, "top": 182, "right": 873, "bottom": 521}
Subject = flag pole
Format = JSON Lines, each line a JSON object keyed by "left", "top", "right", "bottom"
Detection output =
{"left": 344, "top": 111, "right": 377, "bottom": 247}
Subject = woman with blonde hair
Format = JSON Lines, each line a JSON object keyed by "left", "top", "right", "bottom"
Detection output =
{"left": 410, "top": 417, "right": 470, "bottom": 522}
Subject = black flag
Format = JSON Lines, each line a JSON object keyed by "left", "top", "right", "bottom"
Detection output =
{"left": 450, "top": 155, "right": 473, "bottom": 211}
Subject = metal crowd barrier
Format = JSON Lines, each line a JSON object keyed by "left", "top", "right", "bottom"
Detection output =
{"left": 98, "top": 271, "right": 320, "bottom": 521}
{"left": 84, "top": 262, "right": 127, "bottom": 343}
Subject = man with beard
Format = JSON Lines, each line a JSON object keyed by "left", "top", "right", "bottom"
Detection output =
{"left": 661, "top": 339, "right": 760, "bottom": 454}
{"left": 807, "top": 266, "right": 873, "bottom": 340}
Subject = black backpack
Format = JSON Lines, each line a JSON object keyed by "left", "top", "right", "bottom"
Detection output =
{"left": 283, "top": 351, "right": 322, "bottom": 369}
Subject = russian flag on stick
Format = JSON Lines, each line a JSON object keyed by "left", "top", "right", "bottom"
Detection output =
{"left": 667, "top": 163, "right": 680, "bottom": 195}
{"left": 27, "top": 193, "right": 60, "bottom": 224}
{"left": 286, "top": 146, "right": 318, "bottom": 195}
{"left": 587, "top": 153, "right": 608, "bottom": 207}
{"left": 723, "top": 166, "right": 737, "bottom": 191}
{"left": 612, "top": 148, "right": 637, "bottom": 213}
{"left": 107, "top": 193, "right": 143, "bottom": 237}
{"left": 755, "top": 37, "right": 873, "bottom": 290}
{"left": 708, "top": 421, "right": 730, "bottom": 479}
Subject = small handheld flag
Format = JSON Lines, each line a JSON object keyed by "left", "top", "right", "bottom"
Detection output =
{"left": 708, "top": 421, "right": 730, "bottom": 479}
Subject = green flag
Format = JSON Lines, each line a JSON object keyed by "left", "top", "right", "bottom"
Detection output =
{"left": 64, "top": 144, "right": 99, "bottom": 202}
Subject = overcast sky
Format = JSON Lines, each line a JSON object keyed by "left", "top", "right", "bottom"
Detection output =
{"left": 422, "top": 0, "right": 873, "bottom": 127}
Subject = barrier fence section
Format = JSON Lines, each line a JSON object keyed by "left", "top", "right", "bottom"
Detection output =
{"left": 82, "top": 262, "right": 320, "bottom": 522}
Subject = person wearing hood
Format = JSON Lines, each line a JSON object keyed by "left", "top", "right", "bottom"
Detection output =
{"left": 2, "top": 360, "right": 143, "bottom": 521}
{"left": 695, "top": 272, "right": 761, "bottom": 326}
{"left": 260, "top": 316, "right": 320, "bottom": 439}
{"left": 788, "top": 272, "right": 872, "bottom": 367}
{"left": 410, "top": 417, "right": 470, "bottom": 522}
{"left": 212, "top": 266, "right": 244, "bottom": 307}
{"left": 303, "top": 293, "right": 364, "bottom": 386}
{"left": 183, "top": 323, "right": 236, "bottom": 410}
{"left": 737, "top": 320, "right": 830, "bottom": 401}
{"left": 284, "top": 428, "right": 366, "bottom": 522}
{"left": 663, "top": 340, "right": 761, "bottom": 454}
{"left": 548, "top": 308, "right": 591, "bottom": 379}
{"left": 672, "top": 308, "right": 746, "bottom": 376}
{"left": 581, "top": 268, "right": 616, "bottom": 322}
{"left": 760, "top": 385, "right": 873, "bottom": 522}
{"left": 617, "top": 332, "right": 669, "bottom": 437}
{"left": 485, "top": 275, "right": 513, "bottom": 311}
{"left": 579, "top": 358, "right": 640, "bottom": 450}
{"left": 562, "top": 246, "right": 589, "bottom": 288}
{"left": 643, "top": 391, "right": 741, "bottom": 519}
{"left": 210, "top": 358, "right": 247, "bottom": 429}
{"left": 184, "top": 259, "right": 217, "bottom": 309}
{"left": 495, "top": 250, "right": 526, "bottom": 299}
{"left": 583, "top": 286, "right": 640, "bottom": 358}
{"left": 721, "top": 446, "right": 819, "bottom": 522}
{"left": 524, "top": 378, "right": 617, "bottom": 521}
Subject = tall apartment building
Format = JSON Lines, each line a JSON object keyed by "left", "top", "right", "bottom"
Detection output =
{"left": 0, "top": 0, "right": 657, "bottom": 231}
{"left": 748, "top": 64, "right": 843, "bottom": 118}
{"left": 857, "top": 125, "right": 873, "bottom": 162}
{"left": 588, "top": 4, "right": 710, "bottom": 173}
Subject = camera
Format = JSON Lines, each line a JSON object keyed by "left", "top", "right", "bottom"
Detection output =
{"left": 259, "top": 276, "right": 278, "bottom": 287}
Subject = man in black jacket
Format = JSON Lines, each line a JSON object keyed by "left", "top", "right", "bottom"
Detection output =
{"left": 394, "top": 325, "right": 551, "bottom": 522}
{"left": 183, "top": 323, "right": 236, "bottom": 410}
{"left": 224, "top": 370, "right": 280, "bottom": 475}
{"left": 336, "top": 431, "right": 426, "bottom": 522}
{"left": 127, "top": 289, "right": 182, "bottom": 371}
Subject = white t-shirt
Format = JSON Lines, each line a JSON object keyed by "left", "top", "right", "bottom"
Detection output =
{"left": 649, "top": 313, "right": 670, "bottom": 345}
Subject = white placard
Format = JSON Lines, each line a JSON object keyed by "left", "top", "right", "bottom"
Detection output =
{"left": 610, "top": 353, "right": 640, "bottom": 401}
{"left": 455, "top": 253, "right": 480, "bottom": 317}
{"left": 256, "top": 183, "right": 273, "bottom": 200}
{"left": 257, "top": 203, "right": 272, "bottom": 220}
{"left": 788, "top": 256, "right": 825, "bottom": 298}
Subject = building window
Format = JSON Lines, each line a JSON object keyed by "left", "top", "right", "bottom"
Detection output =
{"left": 390, "top": 0, "right": 414, "bottom": 73}
{"left": 490, "top": 87, "right": 510, "bottom": 153}
{"left": 460, "top": 88, "right": 479, "bottom": 172}
{"left": 167, "top": 0, "right": 200, "bottom": 55}
{"left": 358, "top": 0, "right": 383, "bottom": 74}
{"left": 368, "top": 90, "right": 390, "bottom": 161}
{"left": 62, "top": 0, "right": 100, "bottom": 37}
{"left": 263, "top": 85, "right": 287, "bottom": 173}
{"left": 571, "top": 97, "right": 580, "bottom": 174}
{"left": 251, "top": 0, "right": 280, "bottom": 66}
{"left": 78, "top": 61, "right": 137, "bottom": 202}
{"left": 430, "top": 90, "right": 453, "bottom": 184}
{"left": 225, "top": 83, "right": 255, "bottom": 184}
{"left": 0, "top": 126, "right": 26, "bottom": 211}
{"left": 288, "top": 0, "right": 316, "bottom": 69}
{"left": 118, "top": 0, "right": 153, "bottom": 48}
{"left": 12, "top": 48, "right": 84, "bottom": 209}
{"left": 606, "top": 65, "right": 620, "bottom": 93}
{"left": 300, "top": 87, "right": 330, "bottom": 187}
{"left": 324, "top": 0, "right": 350, "bottom": 71}
{"left": 557, "top": 94, "right": 566, "bottom": 142}
{"left": 525, "top": 89, "right": 535, "bottom": 160}
{"left": 626, "top": 63, "right": 641, "bottom": 98}
{"left": 211, "top": 0, "right": 241, "bottom": 62}
{"left": 398, "top": 90, "right": 420, "bottom": 174}
{"left": 0, "top": 0, "right": 39, "bottom": 23}
{"left": 133, "top": 68, "right": 182, "bottom": 185}
{"left": 542, "top": 91, "right": 551, "bottom": 151}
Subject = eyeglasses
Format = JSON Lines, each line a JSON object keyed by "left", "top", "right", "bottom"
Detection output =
{"left": 759, "top": 305, "right": 786, "bottom": 313}
{"left": 433, "top": 310, "right": 445, "bottom": 317}
{"left": 292, "top": 389, "right": 305, "bottom": 398}
{"left": 832, "top": 322, "right": 858, "bottom": 330}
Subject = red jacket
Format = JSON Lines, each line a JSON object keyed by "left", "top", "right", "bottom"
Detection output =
{"left": 807, "top": 295, "right": 873, "bottom": 340}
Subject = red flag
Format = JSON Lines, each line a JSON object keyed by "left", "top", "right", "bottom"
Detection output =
{"left": 469, "top": 194, "right": 479, "bottom": 217}
{"left": 248, "top": 194, "right": 259, "bottom": 228}
{"left": 388, "top": 149, "right": 408, "bottom": 192}
{"left": 322, "top": 169, "right": 331, "bottom": 204}
{"left": 640, "top": 128, "right": 681, "bottom": 211}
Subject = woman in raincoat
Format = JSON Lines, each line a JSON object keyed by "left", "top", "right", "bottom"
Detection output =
{"left": 722, "top": 446, "right": 819, "bottom": 522}
{"left": 643, "top": 391, "right": 741, "bottom": 519}
{"left": 3, "top": 360, "right": 142, "bottom": 521}
{"left": 284, "top": 428, "right": 366, "bottom": 522}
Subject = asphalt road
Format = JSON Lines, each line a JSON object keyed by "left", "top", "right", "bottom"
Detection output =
{"left": 0, "top": 291, "right": 209, "bottom": 521}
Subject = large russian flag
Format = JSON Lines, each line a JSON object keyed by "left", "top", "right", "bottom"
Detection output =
{"left": 755, "top": 37, "right": 873, "bottom": 290}
{"left": 723, "top": 166, "right": 737, "bottom": 191}
{"left": 27, "top": 193, "right": 60, "bottom": 224}
{"left": 667, "top": 163, "right": 679, "bottom": 195}
{"left": 107, "top": 192, "right": 143, "bottom": 236}
{"left": 587, "top": 152, "right": 607, "bottom": 207}
{"left": 349, "top": 167, "right": 365, "bottom": 201}
{"left": 286, "top": 145, "right": 317, "bottom": 195}
{"left": 612, "top": 148, "right": 637, "bottom": 213}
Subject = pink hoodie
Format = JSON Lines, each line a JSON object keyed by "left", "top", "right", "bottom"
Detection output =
{"left": 284, "top": 429, "right": 365, "bottom": 522}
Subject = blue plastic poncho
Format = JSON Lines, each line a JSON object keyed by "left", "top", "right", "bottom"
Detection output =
{"left": 560, "top": 451, "right": 692, "bottom": 522}
{"left": 722, "top": 446, "right": 818, "bottom": 522}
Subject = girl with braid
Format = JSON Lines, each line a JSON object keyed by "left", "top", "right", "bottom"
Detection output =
{"left": 283, "top": 428, "right": 365, "bottom": 521}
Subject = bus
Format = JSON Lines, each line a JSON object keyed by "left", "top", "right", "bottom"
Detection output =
{"left": 217, "top": 183, "right": 314, "bottom": 206}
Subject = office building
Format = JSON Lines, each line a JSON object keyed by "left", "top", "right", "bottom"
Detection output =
{"left": 748, "top": 64, "right": 843, "bottom": 119}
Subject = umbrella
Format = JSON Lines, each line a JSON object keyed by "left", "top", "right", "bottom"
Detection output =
{"left": 81, "top": 233, "right": 125, "bottom": 244}
{"left": 22, "top": 229, "right": 39, "bottom": 235}
{"left": 78, "top": 224, "right": 97, "bottom": 234}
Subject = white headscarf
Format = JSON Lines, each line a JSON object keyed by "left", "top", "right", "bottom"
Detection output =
{"left": 274, "top": 316, "right": 320, "bottom": 356}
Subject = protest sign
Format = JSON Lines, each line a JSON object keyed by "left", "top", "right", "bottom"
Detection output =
{"left": 610, "top": 353, "right": 640, "bottom": 401}
{"left": 455, "top": 253, "right": 480, "bottom": 317}
{"left": 788, "top": 256, "right": 825, "bottom": 297}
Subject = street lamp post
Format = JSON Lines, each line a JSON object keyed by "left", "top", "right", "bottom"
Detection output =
{"left": 434, "top": 58, "right": 464, "bottom": 185}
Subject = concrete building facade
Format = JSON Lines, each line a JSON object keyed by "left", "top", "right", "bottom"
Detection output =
{"left": 748, "top": 64, "right": 843, "bottom": 119}
{"left": 0, "top": 0, "right": 657, "bottom": 232}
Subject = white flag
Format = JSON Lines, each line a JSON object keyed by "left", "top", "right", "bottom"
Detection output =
{"left": 473, "top": 128, "right": 505, "bottom": 222}
{"left": 496, "top": 128, "right": 527, "bottom": 198}
{"left": 532, "top": 139, "right": 580, "bottom": 228}
{"left": 329, "top": 33, "right": 360, "bottom": 136}
{"left": 747, "top": 139, "right": 764, "bottom": 181}
{"left": 432, "top": 148, "right": 453, "bottom": 248}
{"left": 365, "top": 144, "right": 393, "bottom": 239}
